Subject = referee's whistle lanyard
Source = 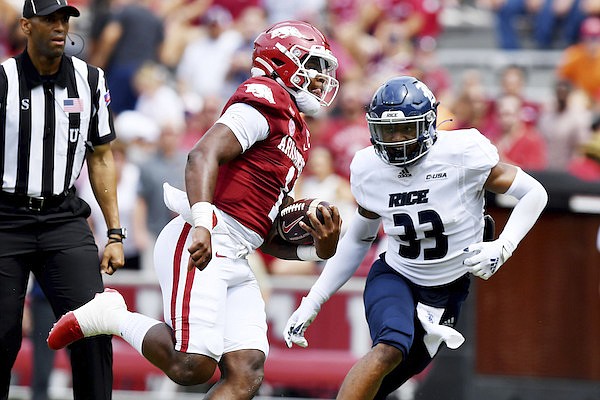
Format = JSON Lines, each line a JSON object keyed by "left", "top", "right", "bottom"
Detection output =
{"left": 48, "top": 82, "right": 83, "bottom": 150}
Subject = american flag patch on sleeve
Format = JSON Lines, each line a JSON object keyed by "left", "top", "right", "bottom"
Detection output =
{"left": 63, "top": 98, "right": 83, "bottom": 113}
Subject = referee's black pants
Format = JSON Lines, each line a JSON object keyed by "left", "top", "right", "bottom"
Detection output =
{"left": 0, "top": 194, "right": 112, "bottom": 400}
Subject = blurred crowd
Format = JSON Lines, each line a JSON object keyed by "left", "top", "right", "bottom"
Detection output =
{"left": 2, "top": 0, "right": 600, "bottom": 279}
{"left": 3, "top": 1, "right": 600, "bottom": 398}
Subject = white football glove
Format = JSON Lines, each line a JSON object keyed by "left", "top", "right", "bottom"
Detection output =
{"left": 463, "top": 238, "right": 514, "bottom": 280}
{"left": 283, "top": 296, "right": 321, "bottom": 348}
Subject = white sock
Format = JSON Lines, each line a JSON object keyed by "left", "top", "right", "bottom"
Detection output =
{"left": 75, "top": 303, "right": 128, "bottom": 337}
{"left": 119, "top": 312, "right": 162, "bottom": 355}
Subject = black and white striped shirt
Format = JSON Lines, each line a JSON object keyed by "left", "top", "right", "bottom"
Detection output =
{"left": 0, "top": 50, "right": 115, "bottom": 197}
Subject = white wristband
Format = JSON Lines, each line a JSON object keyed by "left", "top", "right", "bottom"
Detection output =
{"left": 297, "top": 245, "right": 325, "bottom": 262}
{"left": 191, "top": 202, "right": 214, "bottom": 231}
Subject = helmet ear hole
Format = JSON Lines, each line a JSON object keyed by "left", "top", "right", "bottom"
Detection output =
{"left": 272, "top": 58, "right": 285, "bottom": 67}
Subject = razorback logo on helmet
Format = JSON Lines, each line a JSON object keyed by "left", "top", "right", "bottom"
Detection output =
{"left": 245, "top": 83, "right": 275, "bottom": 104}
{"left": 269, "top": 26, "right": 310, "bottom": 40}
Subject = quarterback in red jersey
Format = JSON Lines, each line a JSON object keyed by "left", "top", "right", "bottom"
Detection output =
{"left": 48, "top": 20, "right": 342, "bottom": 399}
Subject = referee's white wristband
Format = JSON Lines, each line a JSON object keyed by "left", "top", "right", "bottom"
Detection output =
{"left": 191, "top": 202, "right": 214, "bottom": 231}
{"left": 297, "top": 245, "right": 325, "bottom": 262}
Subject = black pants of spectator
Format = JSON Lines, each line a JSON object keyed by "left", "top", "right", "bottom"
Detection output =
{"left": 0, "top": 194, "right": 112, "bottom": 400}
{"left": 31, "top": 293, "right": 56, "bottom": 400}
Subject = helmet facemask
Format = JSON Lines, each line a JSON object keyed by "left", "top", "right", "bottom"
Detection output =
{"left": 368, "top": 109, "right": 436, "bottom": 166}
{"left": 276, "top": 43, "right": 339, "bottom": 106}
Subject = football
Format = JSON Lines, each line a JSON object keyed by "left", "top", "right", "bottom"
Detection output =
{"left": 277, "top": 198, "right": 332, "bottom": 245}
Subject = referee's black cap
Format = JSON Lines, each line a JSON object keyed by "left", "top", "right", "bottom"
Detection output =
{"left": 23, "top": 0, "right": 80, "bottom": 19}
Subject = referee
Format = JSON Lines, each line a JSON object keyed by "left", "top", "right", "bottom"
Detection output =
{"left": 0, "top": 1, "right": 125, "bottom": 399}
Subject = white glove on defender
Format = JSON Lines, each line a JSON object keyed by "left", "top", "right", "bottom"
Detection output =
{"left": 283, "top": 296, "right": 321, "bottom": 348}
{"left": 463, "top": 238, "right": 514, "bottom": 280}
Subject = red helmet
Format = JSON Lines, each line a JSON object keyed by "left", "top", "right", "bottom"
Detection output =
{"left": 252, "top": 20, "right": 339, "bottom": 106}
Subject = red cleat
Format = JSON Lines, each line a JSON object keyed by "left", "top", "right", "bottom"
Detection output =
{"left": 47, "top": 288, "right": 127, "bottom": 350}
{"left": 47, "top": 312, "right": 83, "bottom": 350}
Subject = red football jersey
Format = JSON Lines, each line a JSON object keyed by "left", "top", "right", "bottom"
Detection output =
{"left": 213, "top": 77, "right": 310, "bottom": 239}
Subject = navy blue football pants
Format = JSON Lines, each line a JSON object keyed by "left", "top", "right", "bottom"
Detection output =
{"left": 363, "top": 255, "right": 470, "bottom": 399}
{"left": 0, "top": 194, "right": 112, "bottom": 400}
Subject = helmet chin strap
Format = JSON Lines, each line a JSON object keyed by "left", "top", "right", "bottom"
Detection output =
{"left": 294, "top": 90, "right": 321, "bottom": 116}
{"left": 274, "top": 76, "right": 321, "bottom": 116}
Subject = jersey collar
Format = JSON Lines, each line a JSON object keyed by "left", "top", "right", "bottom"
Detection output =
{"left": 17, "top": 49, "right": 69, "bottom": 89}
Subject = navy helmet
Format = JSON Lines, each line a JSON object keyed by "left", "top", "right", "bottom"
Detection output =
{"left": 366, "top": 76, "right": 438, "bottom": 166}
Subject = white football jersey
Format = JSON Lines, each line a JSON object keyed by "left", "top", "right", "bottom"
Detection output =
{"left": 350, "top": 128, "right": 499, "bottom": 286}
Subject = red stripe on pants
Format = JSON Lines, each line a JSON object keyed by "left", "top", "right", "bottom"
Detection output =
{"left": 171, "top": 222, "right": 192, "bottom": 351}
